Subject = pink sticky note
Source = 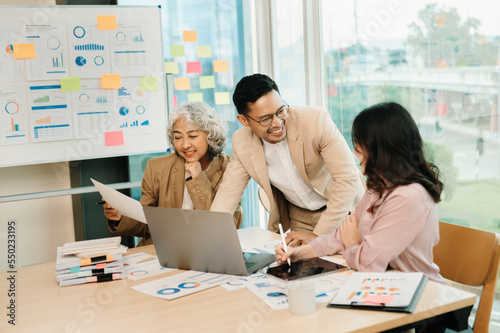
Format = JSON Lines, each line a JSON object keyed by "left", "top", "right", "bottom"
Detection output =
{"left": 328, "top": 85, "right": 338, "bottom": 97}
{"left": 173, "top": 95, "right": 178, "bottom": 107}
{"left": 436, "top": 103, "right": 447, "bottom": 116}
{"left": 186, "top": 61, "right": 202, "bottom": 74}
{"left": 363, "top": 294, "right": 394, "bottom": 306}
{"left": 105, "top": 131, "right": 124, "bottom": 147}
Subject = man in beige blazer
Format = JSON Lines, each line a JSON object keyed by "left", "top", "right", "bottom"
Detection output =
{"left": 211, "top": 74, "right": 365, "bottom": 245}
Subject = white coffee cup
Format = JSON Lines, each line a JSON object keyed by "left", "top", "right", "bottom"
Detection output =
{"left": 287, "top": 280, "right": 316, "bottom": 315}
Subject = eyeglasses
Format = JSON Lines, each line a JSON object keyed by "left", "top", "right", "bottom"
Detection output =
{"left": 245, "top": 103, "right": 289, "bottom": 127}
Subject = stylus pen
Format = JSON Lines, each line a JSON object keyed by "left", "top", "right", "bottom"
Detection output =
{"left": 278, "top": 223, "right": 291, "bottom": 267}
{"left": 96, "top": 201, "right": 106, "bottom": 205}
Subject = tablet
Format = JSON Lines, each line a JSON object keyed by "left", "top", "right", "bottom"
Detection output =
{"left": 261, "top": 257, "right": 347, "bottom": 281}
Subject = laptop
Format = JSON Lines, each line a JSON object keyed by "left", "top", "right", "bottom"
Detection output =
{"left": 143, "top": 207, "right": 276, "bottom": 276}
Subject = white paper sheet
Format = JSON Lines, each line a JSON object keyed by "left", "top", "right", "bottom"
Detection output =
{"left": 123, "top": 252, "right": 175, "bottom": 281}
{"left": 131, "top": 271, "right": 234, "bottom": 300}
{"left": 91, "top": 178, "right": 147, "bottom": 223}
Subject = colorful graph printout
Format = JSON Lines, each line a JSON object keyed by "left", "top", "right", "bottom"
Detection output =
{"left": 131, "top": 271, "right": 234, "bottom": 300}
{"left": 122, "top": 252, "right": 174, "bottom": 281}
{"left": 329, "top": 272, "right": 425, "bottom": 308}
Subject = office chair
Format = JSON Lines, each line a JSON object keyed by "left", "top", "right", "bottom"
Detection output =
{"left": 433, "top": 221, "right": 500, "bottom": 333}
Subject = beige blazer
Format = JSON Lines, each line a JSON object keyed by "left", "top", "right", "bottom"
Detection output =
{"left": 108, "top": 153, "right": 242, "bottom": 246}
{"left": 211, "top": 106, "right": 365, "bottom": 235}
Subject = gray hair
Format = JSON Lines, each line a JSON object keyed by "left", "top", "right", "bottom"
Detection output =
{"left": 167, "top": 101, "right": 227, "bottom": 157}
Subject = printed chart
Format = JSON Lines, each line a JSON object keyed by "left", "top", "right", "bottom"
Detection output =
{"left": 28, "top": 82, "right": 73, "bottom": 142}
{"left": 0, "top": 85, "right": 30, "bottom": 145}
{"left": 122, "top": 252, "right": 174, "bottom": 281}
{"left": 0, "top": 24, "right": 25, "bottom": 83}
{"left": 113, "top": 78, "right": 152, "bottom": 134}
{"left": 110, "top": 23, "right": 149, "bottom": 76}
{"left": 68, "top": 24, "right": 112, "bottom": 78}
{"left": 71, "top": 79, "right": 114, "bottom": 139}
{"left": 25, "top": 23, "right": 70, "bottom": 81}
{"left": 132, "top": 271, "right": 234, "bottom": 300}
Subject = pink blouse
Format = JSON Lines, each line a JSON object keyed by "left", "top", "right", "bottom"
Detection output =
{"left": 309, "top": 183, "right": 444, "bottom": 282}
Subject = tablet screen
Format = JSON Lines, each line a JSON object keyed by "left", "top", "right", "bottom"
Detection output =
{"left": 261, "top": 257, "right": 347, "bottom": 281}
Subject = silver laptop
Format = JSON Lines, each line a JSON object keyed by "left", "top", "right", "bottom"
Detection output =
{"left": 144, "top": 207, "right": 276, "bottom": 276}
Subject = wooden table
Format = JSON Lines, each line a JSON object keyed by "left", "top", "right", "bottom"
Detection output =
{"left": 1, "top": 227, "right": 476, "bottom": 332}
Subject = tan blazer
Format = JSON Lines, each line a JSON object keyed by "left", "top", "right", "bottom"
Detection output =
{"left": 211, "top": 106, "right": 365, "bottom": 235}
{"left": 108, "top": 153, "right": 242, "bottom": 246}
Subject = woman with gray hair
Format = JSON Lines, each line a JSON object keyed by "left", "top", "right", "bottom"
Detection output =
{"left": 104, "top": 101, "right": 242, "bottom": 246}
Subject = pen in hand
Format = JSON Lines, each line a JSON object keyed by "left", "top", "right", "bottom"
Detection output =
{"left": 96, "top": 201, "right": 107, "bottom": 205}
{"left": 278, "top": 223, "right": 291, "bottom": 267}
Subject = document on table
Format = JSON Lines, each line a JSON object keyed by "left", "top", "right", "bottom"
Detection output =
{"left": 122, "top": 252, "right": 175, "bottom": 281}
{"left": 131, "top": 271, "right": 235, "bottom": 300}
{"left": 244, "top": 271, "right": 353, "bottom": 310}
{"left": 91, "top": 178, "right": 147, "bottom": 224}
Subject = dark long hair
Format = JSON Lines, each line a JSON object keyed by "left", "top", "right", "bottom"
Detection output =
{"left": 352, "top": 102, "right": 443, "bottom": 203}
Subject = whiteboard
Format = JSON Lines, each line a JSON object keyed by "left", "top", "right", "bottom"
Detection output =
{"left": 0, "top": 5, "right": 168, "bottom": 168}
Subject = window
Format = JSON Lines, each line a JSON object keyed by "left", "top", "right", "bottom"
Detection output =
{"left": 119, "top": 0, "right": 262, "bottom": 228}
{"left": 320, "top": 0, "right": 500, "bottom": 327}
{"left": 321, "top": 0, "right": 499, "bottom": 232}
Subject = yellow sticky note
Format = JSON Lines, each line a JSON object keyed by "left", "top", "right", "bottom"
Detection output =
{"left": 101, "top": 74, "right": 121, "bottom": 89}
{"left": 183, "top": 30, "right": 197, "bottom": 42}
{"left": 174, "top": 78, "right": 191, "bottom": 90}
{"left": 13, "top": 43, "right": 36, "bottom": 59}
{"left": 188, "top": 93, "right": 203, "bottom": 102}
{"left": 140, "top": 77, "right": 158, "bottom": 91}
{"left": 97, "top": 15, "right": 117, "bottom": 30}
{"left": 215, "top": 92, "right": 230, "bottom": 105}
{"left": 60, "top": 77, "right": 81, "bottom": 92}
{"left": 199, "top": 76, "right": 215, "bottom": 89}
{"left": 213, "top": 60, "right": 228, "bottom": 72}
{"left": 197, "top": 46, "right": 212, "bottom": 58}
{"left": 165, "top": 61, "right": 179, "bottom": 74}
{"left": 170, "top": 45, "right": 185, "bottom": 57}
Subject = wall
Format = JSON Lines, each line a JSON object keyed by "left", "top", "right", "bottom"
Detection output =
{"left": 0, "top": 0, "right": 74, "bottom": 270}
{"left": 0, "top": 163, "right": 74, "bottom": 269}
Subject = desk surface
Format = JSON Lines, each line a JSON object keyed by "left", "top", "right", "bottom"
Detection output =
{"left": 1, "top": 227, "right": 475, "bottom": 333}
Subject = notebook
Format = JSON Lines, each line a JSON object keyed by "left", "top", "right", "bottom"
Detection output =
{"left": 143, "top": 207, "right": 276, "bottom": 276}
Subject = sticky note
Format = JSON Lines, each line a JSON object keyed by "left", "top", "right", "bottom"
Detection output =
{"left": 105, "top": 131, "right": 124, "bottom": 147}
{"left": 215, "top": 92, "right": 230, "bottom": 105}
{"left": 170, "top": 45, "right": 185, "bottom": 57}
{"left": 174, "top": 78, "right": 191, "bottom": 90}
{"left": 165, "top": 61, "right": 179, "bottom": 74}
{"left": 173, "top": 95, "right": 177, "bottom": 107}
{"left": 101, "top": 74, "right": 121, "bottom": 89}
{"left": 13, "top": 43, "right": 35, "bottom": 59}
{"left": 199, "top": 76, "right": 215, "bottom": 89}
{"left": 183, "top": 30, "right": 197, "bottom": 42}
{"left": 327, "top": 85, "right": 338, "bottom": 97}
{"left": 188, "top": 93, "right": 203, "bottom": 102}
{"left": 363, "top": 294, "right": 394, "bottom": 306}
{"left": 186, "top": 61, "right": 202, "bottom": 74}
{"left": 97, "top": 15, "right": 117, "bottom": 30}
{"left": 140, "top": 77, "right": 158, "bottom": 91}
{"left": 436, "top": 103, "right": 447, "bottom": 116}
{"left": 213, "top": 60, "right": 228, "bottom": 72}
{"left": 436, "top": 59, "right": 448, "bottom": 69}
{"left": 197, "top": 46, "right": 212, "bottom": 58}
{"left": 60, "top": 77, "right": 81, "bottom": 92}
{"left": 435, "top": 15, "right": 446, "bottom": 27}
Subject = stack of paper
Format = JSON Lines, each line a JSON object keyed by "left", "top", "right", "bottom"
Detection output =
{"left": 55, "top": 237, "right": 128, "bottom": 287}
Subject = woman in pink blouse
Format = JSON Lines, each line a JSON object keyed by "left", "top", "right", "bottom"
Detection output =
{"left": 275, "top": 102, "right": 444, "bottom": 282}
